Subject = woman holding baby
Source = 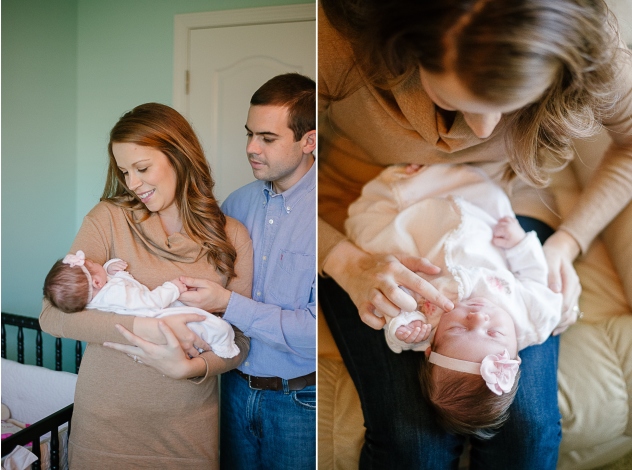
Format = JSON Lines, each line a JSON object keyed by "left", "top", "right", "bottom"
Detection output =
{"left": 39, "top": 103, "right": 253, "bottom": 469}
{"left": 318, "top": 0, "right": 632, "bottom": 468}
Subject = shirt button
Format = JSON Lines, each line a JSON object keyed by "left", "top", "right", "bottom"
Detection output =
{"left": 245, "top": 362, "right": 249, "bottom": 366}
{"left": 262, "top": 256, "right": 267, "bottom": 261}
{"left": 268, "top": 219, "right": 274, "bottom": 224}
{"left": 256, "top": 291, "right": 261, "bottom": 297}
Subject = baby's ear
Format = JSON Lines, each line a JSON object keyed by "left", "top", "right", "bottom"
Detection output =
{"left": 425, "top": 347, "right": 432, "bottom": 358}
{"left": 93, "top": 277, "right": 105, "bottom": 289}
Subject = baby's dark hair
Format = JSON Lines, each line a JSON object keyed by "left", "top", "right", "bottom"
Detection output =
{"left": 43, "top": 260, "right": 91, "bottom": 313}
{"left": 419, "top": 355, "right": 521, "bottom": 439}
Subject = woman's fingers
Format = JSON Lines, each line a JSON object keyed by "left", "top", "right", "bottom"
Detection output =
{"left": 545, "top": 250, "right": 564, "bottom": 294}
{"left": 328, "top": 243, "right": 452, "bottom": 329}
{"left": 553, "top": 270, "right": 582, "bottom": 335}
{"left": 104, "top": 322, "right": 199, "bottom": 379}
{"left": 399, "top": 255, "right": 441, "bottom": 276}
{"left": 560, "top": 262, "right": 581, "bottom": 313}
{"left": 156, "top": 321, "right": 182, "bottom": 347}
{"left": 104, "top": 324, "right": 148, "bottom": 358}
{"left": 357, "top": 254, "right": 454, "bottom": 328}
{"left": 160, "top": 315, "right": 210, "bottom": 355}
{"left": 399, "top": 255, "right": 453, "bottom": 309}
{"left": 359, "top": 303, "right": 387, "bottom": 330}
{"left": 371, "top": 287, "right": 410, "bottom": 318}
{"left": 542, "top": 231, "right": 582, "bottom": 336}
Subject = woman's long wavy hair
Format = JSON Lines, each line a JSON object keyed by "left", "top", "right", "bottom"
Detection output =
{"left": 321, "top": 0, "right": 629, "bottom": 186}
{"left": 102, "top": 103, "right": 236, "bottom": 281}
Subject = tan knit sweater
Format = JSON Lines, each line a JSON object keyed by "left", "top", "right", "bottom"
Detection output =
{"left": 318, "top": 6, "right": 632, "bottom": 271}
{"left": 40, "top": 201, "right": 253, "bottom": 469}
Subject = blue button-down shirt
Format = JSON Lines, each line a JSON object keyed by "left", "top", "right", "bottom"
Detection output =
{"left": 221, "top": 163, "right": 316, "bottom": 379}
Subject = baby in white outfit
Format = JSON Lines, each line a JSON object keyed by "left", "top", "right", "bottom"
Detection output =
{"left": 43, "top": 251, "right": 239, "bottom": 358}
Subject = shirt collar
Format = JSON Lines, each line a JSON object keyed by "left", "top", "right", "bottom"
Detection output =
{"left": 262, "top": 161, "right": 315, "bottom": 210}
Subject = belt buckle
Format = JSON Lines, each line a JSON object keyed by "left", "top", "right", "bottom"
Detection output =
{"left": 248, "top": 374, "right": 263, "bottom": 390}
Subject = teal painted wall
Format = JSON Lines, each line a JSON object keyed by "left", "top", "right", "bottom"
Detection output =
{"left": 2, "top": 0, "right": 79, "bottom": 315}
{"left": 1, "top": 0, "right": 313, "bottom": 369}
{"left": 2, "top": 0, "right": 79, "bottom": 369}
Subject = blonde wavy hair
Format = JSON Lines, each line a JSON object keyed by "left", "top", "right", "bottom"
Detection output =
{"left": 102, "top": 103, "right": 236, "bottom": 280}
{"left": 321, "top": 0, "right": 630, "bottom": 186}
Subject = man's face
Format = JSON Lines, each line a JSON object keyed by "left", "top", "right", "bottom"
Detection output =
{"left": 245, "top": 104, "right": 312, "bottom": 192}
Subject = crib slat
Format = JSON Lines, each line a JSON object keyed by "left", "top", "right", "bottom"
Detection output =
{"left": 36, "top": 330, "right": 43, "bottom": 367}
{"left": 17, "top": 326, "right": 24, "bottom": 364}
{"left": 55, "top": 337, "right": 62, "bottom": 371}
{"left": 1, "top": 321, "right": 6, "bottom": 359}
{"left": 50, "top": 425, "right": 59, "bottom": 470}
{"left": 76, "top": 340, "right": 82, "bottom": 373}
{"left": 30, "top": 434, "right": 41, "bottom": 470}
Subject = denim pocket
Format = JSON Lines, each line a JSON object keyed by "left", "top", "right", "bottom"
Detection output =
{"left": 292, "top": 388, "right": 316, "bottom": 410}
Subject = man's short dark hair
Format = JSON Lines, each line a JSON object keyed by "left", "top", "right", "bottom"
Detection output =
{"left": 250, "top": 73, "right": 316, "bottom": 141}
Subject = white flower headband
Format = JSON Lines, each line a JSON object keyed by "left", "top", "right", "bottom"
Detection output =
{"left": 428, "top": 349, "right": 521, "bottom": 396}
{"left": 62, "top": 250, "right": 93, "bottom": 301}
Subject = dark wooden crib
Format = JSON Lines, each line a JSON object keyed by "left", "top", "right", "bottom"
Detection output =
{"left": 1, "top": 312, "right": 83, "bottom": 470}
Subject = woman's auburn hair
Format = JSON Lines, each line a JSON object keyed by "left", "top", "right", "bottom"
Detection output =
{"left": 321, "top": 0, "right": 630, "bottom": 187}
{"left": 102, "top": 102, "right": 236, "bottom": 281}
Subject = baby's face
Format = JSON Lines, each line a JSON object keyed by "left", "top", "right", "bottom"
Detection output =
{"left": 84, "top": 259, "right": 107, "bottom": 296}
{"left": 433, "top": 297, "right": 518, "bottom": 362}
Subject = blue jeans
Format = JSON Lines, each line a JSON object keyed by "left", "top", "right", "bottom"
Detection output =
{"left": 220, "top": 369, "right": 316, "bottom": 469}
{"left": 319, "top": 216, "right": 561, "bottom": 469}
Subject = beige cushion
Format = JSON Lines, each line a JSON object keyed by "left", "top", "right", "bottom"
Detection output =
{"left": 603, "top": 201, "right": 632, "bottom": 308}
{"left": 318, "top": 356, "right": 364, "bottom": 469}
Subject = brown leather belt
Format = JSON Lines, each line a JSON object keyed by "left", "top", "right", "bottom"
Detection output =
{"left": 234, "top": 369, "right": 315, "bottom": 391}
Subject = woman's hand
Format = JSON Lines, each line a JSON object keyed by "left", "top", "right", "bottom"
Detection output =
{"left": 133, "top": 314, "right": 210, "bottom": 358}
{"left": 323, "top": 240, "right": 454, "bottom": 330}
{"left": 542, "top": 229, "right": 582, "bottom": 335}
{"left": 178, "top": 276, "right": 231, "bottom": 313}
{"left": 104, "top": 322, "right": 207, "bottom": 380}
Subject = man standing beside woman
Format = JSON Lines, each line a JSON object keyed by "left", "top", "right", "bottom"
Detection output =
{"left": 180, "top": 73, "right": 317, "bottom": 469}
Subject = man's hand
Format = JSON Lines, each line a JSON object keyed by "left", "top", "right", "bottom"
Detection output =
{"left": 178, "top": 276, "right": 232, "bottom": 313}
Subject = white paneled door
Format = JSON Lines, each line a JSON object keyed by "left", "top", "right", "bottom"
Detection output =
{"left": 173, "top": 4, "right": 316, "bottom": 203}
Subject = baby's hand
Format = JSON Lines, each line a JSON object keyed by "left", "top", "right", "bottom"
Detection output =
{"left": 106, "top": 260, "right": 128, "bottom": 275}
{"left": 170, "top": 278, "right": 187, "bottom": 295}
{"left": 395, "top": 320, "right": 431, "bottom": 344}
{"left": 493, "top": 216, "right": 526, "bottom": 249}
{"left": 404, "top": 163, "right": 423, "bottom": 174}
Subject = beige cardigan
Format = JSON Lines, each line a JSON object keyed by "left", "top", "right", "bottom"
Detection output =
{"left": 318, "top": 5, "right": 632, "bottom": 271}
{"left": 40, "top": 201, "right": 253, "bottom": 469}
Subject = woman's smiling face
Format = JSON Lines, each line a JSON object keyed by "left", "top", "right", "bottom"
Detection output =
{"left": 432, "top": 297, "right": 519, "bottom": 362}
{"left": 112, "top": 142, "right": 179, "bottom": 219}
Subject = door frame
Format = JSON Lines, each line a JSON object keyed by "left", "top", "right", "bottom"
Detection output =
{"left": 172, "top": 3, "right": 316, "bottom": 114}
